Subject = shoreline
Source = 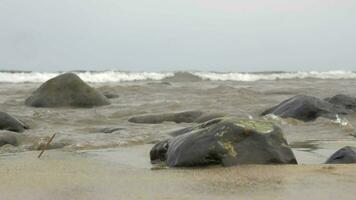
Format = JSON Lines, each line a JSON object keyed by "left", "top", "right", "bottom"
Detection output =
{"left": 1, "top": 147, "right": 356, "bottom": 200}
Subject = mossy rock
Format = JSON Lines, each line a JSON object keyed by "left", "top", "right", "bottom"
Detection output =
{"left": 150, "top": 118, "right": 297, "bottom": 167}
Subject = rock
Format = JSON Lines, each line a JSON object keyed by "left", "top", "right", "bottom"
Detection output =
{"left": 128, "top": 110, "right": 204, "bottom": 124}
{"left": 150, "top": 118, "right": 297, "bottom": 167}
{"left": 193, "top": 112, "right": 225, "bottom": 123}
{"left": 25, "top": 73, "right": 110, "bottom": 108}
{"left": 0, "top": 112, "right": 29, "bottom": 132}
{"left": 0, "top": 131, "right": 19, "bottom": 147}
{"left": 325, "top": 146, "right": 356, "bottom": 164}
{"left": 103, "top": 92, "right": 119, "bottom": 99}
{"left": 261, "top": 95, "right": 348, "bottom": 122}
{"left": 162, "top": 72, "right": 202, "bottom": 82}
{"left": 325, "top": 94, "right": 356, "bottom": 111}
{"left": 98, "top": 127, "right": 124, "bottom": 133}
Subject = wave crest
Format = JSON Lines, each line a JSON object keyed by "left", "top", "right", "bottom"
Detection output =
{"left": 0, "top": 70, "right": 355, "bottom": 83}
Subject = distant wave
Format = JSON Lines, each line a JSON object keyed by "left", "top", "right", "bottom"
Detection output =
{"left": 0, "top": 71, "right": 172, "bottom": 83}
{"left": 193, "top": 71, "right": 356, "bottom": 81}
{"left": 0, "top": 70, "right": 355, "bottom": 83}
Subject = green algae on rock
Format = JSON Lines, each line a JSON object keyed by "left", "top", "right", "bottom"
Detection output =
{"left": 150, "top": 118, "right": 297, "bottom": 167}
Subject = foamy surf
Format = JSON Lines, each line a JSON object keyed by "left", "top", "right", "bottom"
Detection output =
{"left": 0, "top": 70, "right": 355, "bottom": 83}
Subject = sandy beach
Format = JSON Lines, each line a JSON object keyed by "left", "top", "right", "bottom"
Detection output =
{"left": 1, "top": 146, "right": 356, "bottom": 200}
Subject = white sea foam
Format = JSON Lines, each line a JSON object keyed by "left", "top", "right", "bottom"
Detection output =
{"left": 193, "top": 71, "right": 356, "bottom": 81}
{"left": 0, "top": 70, "right": 355, "bottom": 83}
{"left": 0, "top": 71, "right": 173, "bottom": 83}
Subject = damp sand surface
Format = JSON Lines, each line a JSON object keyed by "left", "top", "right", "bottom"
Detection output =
{"left": 1, "top": 146, "right": 356, "bottom": 200}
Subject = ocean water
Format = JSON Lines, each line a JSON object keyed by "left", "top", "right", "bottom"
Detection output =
{"left": 0, "top": 70, "right": 356, "bottom": 164}
{"left": 0, "top": 70, "right": 356, "bottom": 83}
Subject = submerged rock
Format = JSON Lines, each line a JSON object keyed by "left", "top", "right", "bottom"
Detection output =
{"left": 325, "top": 146, "right": 356, "bottom": 164}
{"left": 193, "top": 112, "right": 226, "bottom": 123}
{"left": 98, "top": 127, "right": 124, "bottom": 133}
{"left": 0, "top": 131, "right": 19, "bottom": 147}
{"left": 162, "top": 72, "right": 202, "bottom": 82}
{"left": 102, "top": 92, "right": 119, "bottom": 99}
{"left": 150, "top": 118, "right": 297, "bottom": 167}
{"left": 261, "top": 95, "right": 347, "bottom": 122}
{"left": 25, "top": 73, "right": 110, "bottom": 108}
{"left": 128, "top": 111, "right": 204, "bottom": 124}
{"left": 325, "top": 94, "right": 356, "bottom": 111}
{"left": 0, "top": 112, "right": 29, "bottom": 133}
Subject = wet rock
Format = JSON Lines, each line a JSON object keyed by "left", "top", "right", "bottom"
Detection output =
{"left": 0, "top": 131, "right": 19, "bottom": 147}
{"left": 325, "top": 94, "right": 356, "bottom": 111}
{"left": 150, "top": 118, "right": 297, "bottom": 167}
{"left": 325, "top": 146, "right": 356, "bottom": 164}
{"left": 261, "top": 95, "right": 348, "bottom": 122}
{"left": 25, "top": 73, "right": 110, "bottom": 108}
{"left": 193, "top": 113, "right": 225, "bottom": 123}
{"left": 128, "top": 110, "right": 204, "bottom": 124}
{"left": 98, "top": 127, "right": 124, "bottom": 133}
{"left": 103, "top": 92, "right": 119, "bottom": 99}
{"left": 162, "top": 72, "right": 202, "bottom": 82}
{"left": 0, "top": 112, "right": 29, "bottom": 132}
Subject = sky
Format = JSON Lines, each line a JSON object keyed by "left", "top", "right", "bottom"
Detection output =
{"left": 0, "top": 0, "right": 355, "bottom": 72}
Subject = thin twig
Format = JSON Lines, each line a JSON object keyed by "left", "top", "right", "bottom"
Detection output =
{"left": 38, "top": 133, "right": 56, "bottom": 158}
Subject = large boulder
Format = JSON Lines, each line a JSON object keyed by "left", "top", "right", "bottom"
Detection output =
{"left": 150, "top": 118, "right": 297, "bottom": 167}
{"left": 261, "top": 95, "right": 348, "bottom": 122}
{"left": 325, "top": 94, "right": 356, "bottom": 111}
{"left": 0, "top": 112, "right": 29, "bottom": 133}
{"left": 325, "top": 146, "right": 356, "bottom": 164}
{"left": 25, "top": 73, "right": 110, "bottom": 108}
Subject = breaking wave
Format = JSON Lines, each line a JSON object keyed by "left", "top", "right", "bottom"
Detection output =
{"left": 0, "top": 70, "right": 355, "bottom": 83}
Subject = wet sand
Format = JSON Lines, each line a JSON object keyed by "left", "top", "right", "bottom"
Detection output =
{"left": 1, "top": 147, "right": 356, "bottom": 200}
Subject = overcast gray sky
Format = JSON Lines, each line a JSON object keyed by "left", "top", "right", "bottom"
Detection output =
{"left": 0, "top": 0, "right": 355, "bottom": 72}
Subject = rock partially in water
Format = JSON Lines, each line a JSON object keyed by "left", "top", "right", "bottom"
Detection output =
{"left": 193, "top": 112, "right": 226, "bottom": 123}
{"left": 0, "top": 112, "right": 29, "bottom": 133}
{"left": 98, "top": 127, "right": 124, "bottom": 133}
{"left": 162, "top": 72, "right": 202, "bottom": 82}
{"left": 0, "top": 131, "right": 20, "bottom": 147}
{"left": 325, "top": 146, "right": 356, "bottom": 164}
{"left": 25, "top": 73, "right": 110, "bottom": 108}
{"left": 102, "top": 92, "right": 119, "bottom": 99}
{"left": 325, "top": 94, "right": 356, "bottom": 111}
{"left": 261, "top": 95, "right": 348, "bottom": 122}
{"left": 150, "top": 118, "right": 297, "bottom": 167}
{"left": 128, "top": 110, "right": 204, "bottom": 124}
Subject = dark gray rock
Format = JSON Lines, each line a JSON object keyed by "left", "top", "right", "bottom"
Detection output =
{"left": 261, "top": 95, "right": 348, "bottom": 122}
{"left": 128, "top": 110, "right": 204, "bottom": 124}
{"left": 162, "top": 72, "right": 202, "bottom": 82}
{"left": 150, "top": 118, "right": 297, "bottom": 167}
{"left": 103, "top": 92, "right": 119, "bottom": 99}
{"left": 325, "top": 146, "right": 356, "bottom": 164}
{"left": 0, "top": 131, "right": 19, "bottom": 147}
{"left": 0, "top": 112, "right": 29, "bottom": 133}
{"left": 98, "top": 127, "right": 124, "bottom": 133}
{"left": 325, "top": 94, "right": 356, "bottom": 111}
{"left": 25, "top": 73, "right": 110, "bottom": 108}
{"left": 193, "top": 112, "right": 225, "bottom": 123}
